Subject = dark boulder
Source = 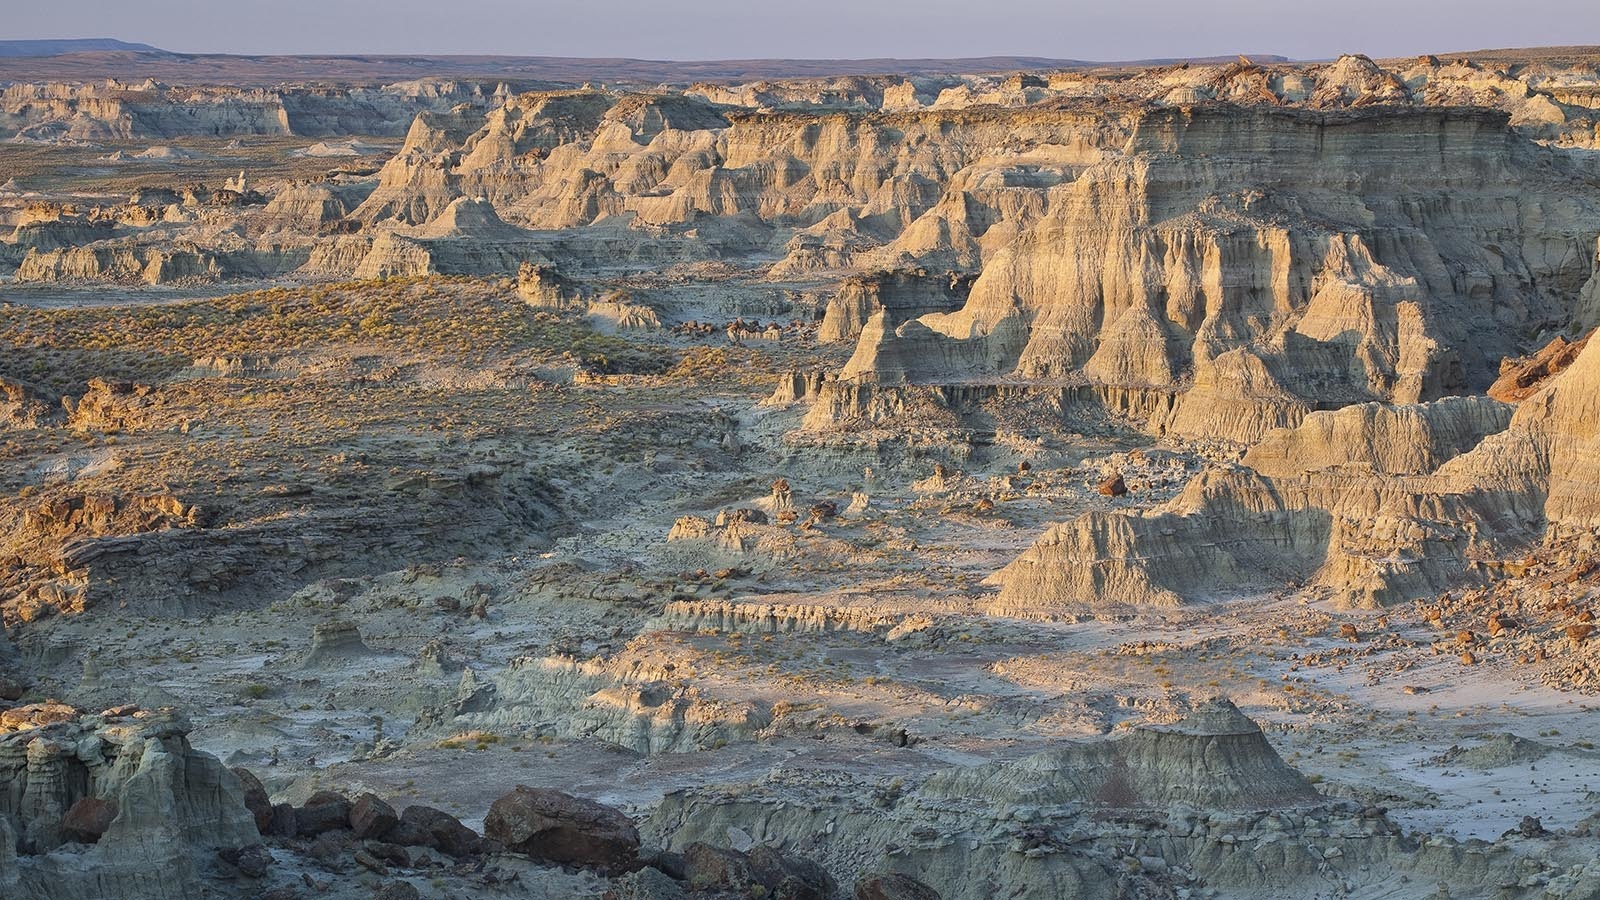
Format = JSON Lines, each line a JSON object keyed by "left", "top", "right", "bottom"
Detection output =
{"left": 296, "top": 790, "right": 353, "bottom": 837}
{"left": 231, "top": 767, "right": 273, "bottom": 834}
{"left": 350, "top": 793, "right": 399, "bottom": 840}
{"left": 60, "top": 797, "right": 118, "bottom": 843}
{"left": 484, "top": 786, "right": 639, "bottom": 873}
{"left": 683, "top": 842, "right": 753, "bottom": 891}
{"left": 399, "top": 805, "right": 482, "bottom": 857}
{"left": 218, "top": 844, "right": 273, "bottom": 878}
{"left": 855, "top": 873, "right": 943, "bottom": 900}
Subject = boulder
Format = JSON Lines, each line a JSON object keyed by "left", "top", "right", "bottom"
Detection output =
{"left": 484, "top": 786, "right": 639, "bottom": 873}
{"left": 269, "top": 803, "right": 298, "bottom": 838}
{"left": 1096, "top": 473, "right": 1128, "bottom": 497}
{"left": 351, "top": 793, "right": 399, "bottom": 839}
{"left": 307, "top": 829, "right": 358, "bottom": 861}
{"left": 399, "top": 805, "right": 482, "bottom": 856}
{"left": 218, "top": 844, "right": 273, "bottom": 878}
{"left": 748, "top": 845, "right": 835, "bottom": 900}
{"left": 384, "top": 818, "right": 437, "bottom": 849}
{"left": 0, "top": 675, "right": 25, "bottom": 702}
{"left": 59, "top": 797, "right": 117, "bottom": 843}
{"left": 856, "top": 873, "right": 943, "bottom": 900}
{"left": 613, "top": 866, "right": 688, "bottom": 900}
{"left": 295, "top": 790, "right": 353, "bottom": 836}
{"left": 372, "top": 880, "right": 422, "bottom": 900}
{"left": 683, "top": 842, "right": 753, "bottom": 891}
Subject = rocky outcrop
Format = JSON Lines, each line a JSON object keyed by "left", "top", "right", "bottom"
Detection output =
{"left": 806, "top": 105, "right": 1600, "bottom": 442}
{"left": 350, "top": 197, "right": 552, "bottom": 279}
{"left": 354, "top": 91, "right": 619, "bottom": 227}
{"left": 994, "top": 333, "right": 1600, "bottom": 611}
{"left": 0, "top": 378, "right": 61, "bottom": 429}
{"left": 1489, "top": 331, "right": 1592, "bottom": 402}
{"left": 0, "top": 491, "right": 203, "bottom": 623}
{"left": 588, "top": 294, "right": 662, "bottom": 332}
{"left": 818, "top": 270, "right": 973, "bottom": 344}
{"left": 0, "top": 79, "right": 494, "bottom": 141}
{"left": 517, "top": 261, "right": 584, "bottom": 308}
{"left": 0, "top": 707, "right": 262, "bottom": 900}
{"left": 65, "top": 377, "right": 162, "bottom": 431}
{"left": 15, "top": 242, "right": 308, "bottom": 286}
{"left": 641, "top": 699, "right": 1373, "bottom": 900}
{"left": 301, "top": 620, "right": 372, "bottom": 667}
{"left": 920, "top": 698, "right": 1321, "bottom": 811}
{"left": 420, "top": 655, "right": 771, "bottom": 754}
{"left": 258, "top": 181, "right": 374, "bottom": 233}
{"left": 2, "top": 458, "right": 558, "bottom": 622}
{"left": 17, "top": 245, "right": 219, "bottom": 284}
{"left": 1240, "top": 396, "right": 1513, "bottom": 479}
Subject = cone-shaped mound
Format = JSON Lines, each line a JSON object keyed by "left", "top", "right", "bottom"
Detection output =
{"left": 408, "top": 197, "right": 527, "bottom": 240}
{"left": 920, "top": 698, "right": 1322, "bottom": 812}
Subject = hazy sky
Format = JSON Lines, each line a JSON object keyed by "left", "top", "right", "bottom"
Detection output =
{"left": 10, "top": 0, "right": 1599, "bottom": 60}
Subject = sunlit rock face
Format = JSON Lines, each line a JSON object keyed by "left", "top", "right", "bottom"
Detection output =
{"left": 994, "top": 334, "right": 1600, "bottom": 612}
{"left": 0, "top": 708, "right": 260, "bottom": 900}
{"left": 815, "top": 105, "right": 1599, "bottom": 443}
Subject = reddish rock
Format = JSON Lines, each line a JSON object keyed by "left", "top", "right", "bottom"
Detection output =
{"left": 1488, "top": 331, "right": 1591, "bottom": 402}
{"left": 1488, "top": 613, "right": 1519, "bottom": 637}
{"left": 60, "top": 796, "right": 118, "bottom": 843}
{"left": 384, "top": 818, "right": 436, "bottom": 849}
{"left": 350, "top": 793, "right": 398, "bottom": 840}
{"left": 307, "top": 830, "right": 357, "bottom": 860}
{"left": 364, "top": 842, "right": 412, "bottom": 868}
{"left": 856, "top": 873, "right": 943, "bottom": 900}
{"left": 218, "top": 844, "right": 272, "bottom": 878}
{"left": 484, "top": 786, "right": 638, "bottom": 873}
{"left": 1097, "top": 473, "right": 1128, "bottom": 497}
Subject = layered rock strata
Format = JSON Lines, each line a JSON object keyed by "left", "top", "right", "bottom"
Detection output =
{"left": 994, "top": 332, "right": 1600, "bottom": 610}
{"left": 0, "top": 707, "right": 261, "bottom": 900}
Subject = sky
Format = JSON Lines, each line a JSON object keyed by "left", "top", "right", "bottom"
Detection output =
{"left": 8, "top": 0, "right": 1600, "bottom": 61}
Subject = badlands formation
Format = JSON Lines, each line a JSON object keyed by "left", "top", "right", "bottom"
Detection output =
{"left": 2, "top": 45, "right": 1600, "bottom": 900}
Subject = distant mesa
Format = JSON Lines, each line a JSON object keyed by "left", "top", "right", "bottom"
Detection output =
{"left": 0, "top": 38, "right": 167, "bottom": 58}
{"left": 0, "top": 42, "right": 1293, "bottom": 84}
